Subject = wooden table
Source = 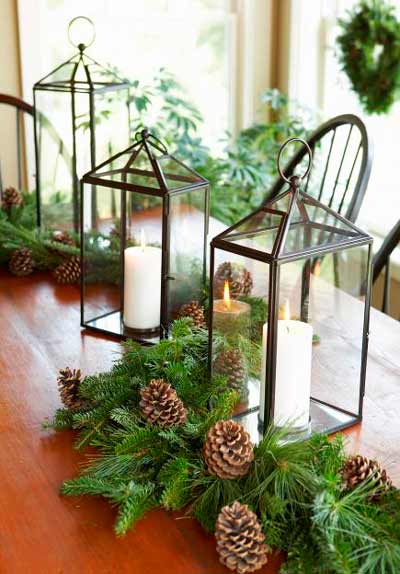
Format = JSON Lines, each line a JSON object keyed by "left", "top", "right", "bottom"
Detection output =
{"left": 0, "top": 269, "right": 399, "bottom": 574}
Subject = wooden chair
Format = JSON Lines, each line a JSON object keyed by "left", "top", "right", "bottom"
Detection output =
{"left": 0, "top": 93, "right": 72, "bottom": 203}
{"left": 264, "top": 114, "right": 373, "bottom": 291}
{"left": 0, "top": 94, "right": 34, "bottom": 193}
{"left": 266, "top": 114, "right": 373, "bottom": 223}
{"left": 372, "top": 219, "right": 400, "bottom": 315}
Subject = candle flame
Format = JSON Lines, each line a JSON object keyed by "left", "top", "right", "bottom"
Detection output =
{"left": 284, "top": 299, "right": 291, "bottom": 321}
{"left": 223, "top": 281, "right": 231, "bottom": 311}
{"left": 140, "top": 228, "right": 146, "bottom": 250}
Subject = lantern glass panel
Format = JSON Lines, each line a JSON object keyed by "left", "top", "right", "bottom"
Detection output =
{"left": 34, "top": 51, "right": 130, "bottom": 232}
{"left": 81, "top": 181, "right": 163, "bottom": 343}
{"left": 157, "top": 156, "right": 204, "bottom": 190}
{"left": 167, "top": 187, "right": 208, "bottom": 323}
{"left": 81, "top": 130, "right": 209, "bottom": 342}
{"left": 34, "top": 90, "right": 74, "bottom": 230}
{"left": 210, "top": 183, "right": 372, "bottom": 442}
{"left": 275, "top": 244, "right": 370, "bottom": 434}
{"left": 81, "top": 182, "right": 121, "bottom": 333}
{"left": 211, "top": 248, "right": 269, "bottom": 438}
{"left": 95, "top": 145, "right": 161, "bottom": 189}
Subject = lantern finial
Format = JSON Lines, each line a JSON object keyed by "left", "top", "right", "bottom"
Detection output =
{"left": 277, "top": 137, "right": 313, "bottom": 185}
{"left": 68, "top": 16, "right": 96, "bottom": 51}
{"left": 141, "top": 128, "right": 150, "bottom": 140}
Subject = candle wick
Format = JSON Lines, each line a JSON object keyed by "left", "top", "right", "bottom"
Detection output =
{"left": 286, "top": 325, "right": 290, "bottom": 334}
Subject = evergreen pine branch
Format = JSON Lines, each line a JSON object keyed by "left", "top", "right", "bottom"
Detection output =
{"left": 198, "top": 390, "right": 239, "bottom": 436}
{"left": 191, "top": 473, "right": 244, "bottom": 533}
{"left": 159, "top": 457, "right": 192, "bottom": 511}
{"left": 61, "top": 475, "right": 121, "bottom": 498}
{"left": 114, "top": 482, "right": 157, "bottom": 537}
{"left": 82, "top": 453, "right": 151, "bottom": 480}
{"left": 245, "top": 425, "right": 317, "bottom": 513}
{"left": 109, "top": 406, "right": 142, "bottom": 431}
{"left": 43, "top": 408, "right": 74, "bottom": 430}
{"left": 115, "top": 427, "right": 160, "bottom": 455}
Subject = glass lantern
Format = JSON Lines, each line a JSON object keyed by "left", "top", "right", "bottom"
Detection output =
{"left": 209, "top": 138, "right": 373, "bottom": 442}
{"left": 33, "top": 17, "right": 130, "bottom": 233}
{"left": 80, "top": 128, "right": 210, "bottom": 344}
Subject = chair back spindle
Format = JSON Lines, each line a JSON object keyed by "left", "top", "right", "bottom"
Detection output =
{"left": 373, "top": 219, "right": 400, "bottom": 317}
{"left": 266, "top": 114, "right": 372, "bottom": 224}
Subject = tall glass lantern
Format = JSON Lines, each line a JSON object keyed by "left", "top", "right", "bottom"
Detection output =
{"left": 33, "top": 17, "right": 130, "bottom": 232}
{"left": 80, "top": 128, "right": 210, "bottom": 344}
{"left": 209, "top": 138, "right": 373, "bottom": 443}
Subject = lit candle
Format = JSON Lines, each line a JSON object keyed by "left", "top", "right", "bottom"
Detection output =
{"left": 123, "top": 229, "right": 162, "bottom": 331}
{"left": 213, "top": 281, "right": 251, "bottom": 338}
{"left": 260, "top": 300, "right": 313, "bottom": 428}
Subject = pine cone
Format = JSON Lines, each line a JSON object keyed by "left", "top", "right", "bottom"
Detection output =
{"left": 216, "top": 501, "right": 268, "bottom": 573}
{"left": 203, "top": 420, "right": 254, "bottom": 479}
{"left": 341, "top": 455, "right": 392, "bottom": 498}
{"left": 2, "top": 186, "right": 23, "bottom": 210}
{"left": 51, "top": 230, "right": 75, "bottom": 247}
{"left": 214, "top": 262, "right": 253, "bottom": 299}
{"left": 57, "top": 367, "right": 84, "bottom": 410}
{"left": 9, "top": 247, "right": 34, "bottom": 276}
{"left": 53, "top": 256, "right": 81, "bottom": 284}
{"left": 178, "top": 300, "right": 206, "bottom": 328}
{"left": 214, "top": 349, "right": 247, "bottom": 398}
{"left": 140, "top": 379, "right": 187, "bottom": 428}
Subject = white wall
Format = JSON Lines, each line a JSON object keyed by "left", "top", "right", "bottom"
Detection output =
{"left": 0, "top": 0, "right": 23, "bottom": 189}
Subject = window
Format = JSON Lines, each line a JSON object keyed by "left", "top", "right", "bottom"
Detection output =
{"left": 18, "top": 0, "right": 273, "bottom": 146}
{"left": 19, "top": 0, "right": 232, "bottom": 147}
{"left": 287, "top": 0, "right": 400, "bottom": 240}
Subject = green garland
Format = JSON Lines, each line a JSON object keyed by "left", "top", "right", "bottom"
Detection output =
{"left": 0, "top": 191, "right": 79, "bottom": 272}
{"left": 46, "top": 319, "right": 400, "bottom": 574}
{"left": 337, "top": 0, "right": 400, "bottom": 114}
{"left": 0, "top": 191, "right": 123, "bottom": 284}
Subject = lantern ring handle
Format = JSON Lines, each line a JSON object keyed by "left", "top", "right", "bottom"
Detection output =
{"left": 68, "top": 16, "right": 96, "bottom": 51}
{"left": 136, "top": 129, "right": 169, "bottom": 155}
{"left": 277, "top": 137, "right": 313, "bottom": 184}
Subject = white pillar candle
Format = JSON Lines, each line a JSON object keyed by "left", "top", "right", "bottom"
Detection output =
{"left": 260, "top": 301, "right": 313, "bottom": 428}
{"left": 123, "top": 230, "right": 162, "bottom": 331}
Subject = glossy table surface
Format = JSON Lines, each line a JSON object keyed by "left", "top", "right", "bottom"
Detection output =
{"left": 0, "top": 269, "right": 399, "bottom": 574}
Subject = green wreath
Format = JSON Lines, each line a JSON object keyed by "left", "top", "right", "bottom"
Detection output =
{"left": 337, "top": 0, "right": 400, "bottom": 114}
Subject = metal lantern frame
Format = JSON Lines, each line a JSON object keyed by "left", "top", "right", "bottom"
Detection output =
{"left": 209, "top": 139, "right": 373, "bottom": 441}
{"left": 33, "top": 18, "right": 130, "bottom": 233}
{"left": 80, "top": 128, "right": 210, "bottom": 344}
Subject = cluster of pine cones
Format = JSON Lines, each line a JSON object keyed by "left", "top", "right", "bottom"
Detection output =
{"left": 50, "top": 230, "right": 80, "bottom": 284}
{"left": 7, "top": 227, "right": 80, "bottom": 284}
{"left": 55, "top": 358, "right": 395, "bottom": 574}
{"left": 203, "top": 420, "right": 268, "bottom": 572}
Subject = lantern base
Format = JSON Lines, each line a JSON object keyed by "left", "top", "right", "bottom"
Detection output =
{"left": 82, "top": 310, "right": 161, "bottom": 345}
{"left": 235, "top": 399, "right": 360, "bottom": 444}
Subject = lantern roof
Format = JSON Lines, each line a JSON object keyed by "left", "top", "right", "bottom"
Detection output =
{"left": 34, "top": 49, "right": 129, "bottom": 94}
{"left": 213, "top": 183, "right": 372, "bottom": 263}
{"left": 82, "top": 129, "right": 209, "bottom": 195}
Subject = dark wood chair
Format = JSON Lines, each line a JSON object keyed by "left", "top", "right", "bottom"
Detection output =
{"left": 266, "top": 114, "right": 373, "bottom": 223}
{"left": 264, "top": 115, "right": 373, "bottom": 294}
{"left": 0, "top": 93, "right": 71, "bottom": 202}
{"left": 372, "top": 219, "right": 400, "bottom": 315}
{"left": 0, "top": 94, "right": 34, "bottom": 193}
